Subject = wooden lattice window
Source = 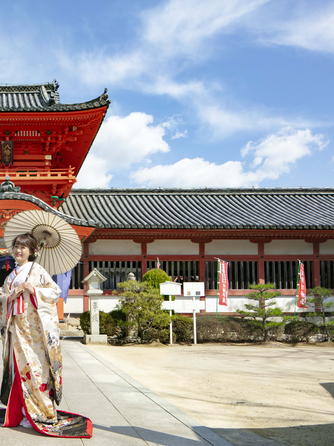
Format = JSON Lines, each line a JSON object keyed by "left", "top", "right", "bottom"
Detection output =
{"left": 147, "top": 260, "right": 199, "bottom": 283}
{"left": 89, "top": 261, "right": 142, "bottom": 290}
{"left": 320, "top": 261, "right": 334, "bottom": 288}
{"left": 264, "top": 261, "right": 312, "bottom": 289}
{"left": 70, "top": 262, "right": 83, "bottom": 289}
{"left": 205, "top": 261, "right": 257, "bottom": 290}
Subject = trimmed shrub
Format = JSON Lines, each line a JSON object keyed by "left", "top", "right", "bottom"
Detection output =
{"left": 142, "top": 269, "right": 171, "bottom": 289}
{"left": 196, "top": 316, "right": 263, "bottom": 343}
{"left": 109, "top": 309, "right": 127, "bottom": 338}
{"left": 172, "top": 315, "right": 193, "bottom": 343}
{"left": 142, "top": 328, "right": 170, "bottom": 343}
{"left": 80, "top": 311, "right": 90, "bottom": 334}
{"left": 80, "top": 310, "right": 127, "bottom": 337}
{"left": 285, "top": 319, "right": 320, "bottom": 342}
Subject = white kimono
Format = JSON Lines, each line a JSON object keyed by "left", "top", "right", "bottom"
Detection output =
{"left": 0, "top": 262, "right": 62, "bottom": 428}
{"left": 0, "top": 262, "right": 92, "bottom": 437}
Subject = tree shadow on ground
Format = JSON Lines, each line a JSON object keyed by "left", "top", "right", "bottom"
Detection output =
{"left": 93, "top": 424, "right": 227, "bottom": 446}
{"left": 212, "top": 424, "right": 334, "bottom": 446}
{"left": 320, "top": 382, "right": 334, "bottom": 398}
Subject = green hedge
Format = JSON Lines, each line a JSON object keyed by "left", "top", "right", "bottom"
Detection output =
{"left": 80, "top": 312, "right": 325, "bottom": 343}
{"left": 80, "top": 309, "right": 126, "bottom": 337}
{"left": 284, "top": 319, "right": 320, "bottom": 342}
{"left": 142, "top": 269, "right": 171, "bottom": 289}
{"left": 171, "top": 315, "right": 193, "bottom": 342}
{"left": 196, "top": 315, "right": 263, "bottom": 343}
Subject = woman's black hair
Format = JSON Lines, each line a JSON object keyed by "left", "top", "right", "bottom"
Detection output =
{"left": 12, "top": 233, "right": 38, "bottom": 261}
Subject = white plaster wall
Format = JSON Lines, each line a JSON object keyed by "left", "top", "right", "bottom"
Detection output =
{"left": 269, "top": 295, "right": 334, "bottom": 313}
{"left": 64, "top": 293, "right": 334, "bottom": 315}
{"left": 205, "top": 240, "right": 257, "bottom": 255}
{"left": 64, "top": 296, "right": 84, "bottom": 314}
{"left": 264, "top": 240, "right": 312, "bottom": 255}
{"left": 89, "top": 240, "right": 141, "bottom": 255}
{"left": 148, "top": 240, "right": 199, "bottom": 255}
{"left": 98, "top": 296, "right": 120, "bottom": 313}
{"left": 205, "top": 295, "right": 320, "bottom": 313}
{"left": 320, "top": 240, "right": 334, "bottom": 254}
{"left": 206, "top": 296, "right": 249, "bottom": 313}
{"left": 64, "top": 295, "right": 121, "bottom": 314}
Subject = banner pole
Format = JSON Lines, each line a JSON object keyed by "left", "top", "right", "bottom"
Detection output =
{"left": 216, "top": 259, "right": 219, "bottom": 316}
{"left": 294, "top": 260, "right": 300, "bottom": 317}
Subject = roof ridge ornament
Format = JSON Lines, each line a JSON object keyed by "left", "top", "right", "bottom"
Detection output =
{"left": 0, "top": 176, "right": 20, "bottom": 193}
{"left": 51, "top": 79, "right": 59, "bottom": 91}
{"left": 99, "top": 88, "right": 109, "bottom": 102}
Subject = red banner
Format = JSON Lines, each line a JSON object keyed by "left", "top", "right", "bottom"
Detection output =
{"left": 297, "top": 262, "right": 307, "bottom": 308}
{"left": 218, "top": 261, "right": 228, "bottom": 306}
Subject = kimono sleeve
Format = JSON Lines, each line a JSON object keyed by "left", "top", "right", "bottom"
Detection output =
{"left": 32, "top": 269, "right": 61, "bottom": 309}
{"left": 0, "top": 277, "right": 11, "bottom": 328}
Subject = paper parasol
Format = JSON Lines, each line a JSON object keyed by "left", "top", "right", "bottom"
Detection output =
{"left": 4, "top": 209, "right": 82, "bottom": 275}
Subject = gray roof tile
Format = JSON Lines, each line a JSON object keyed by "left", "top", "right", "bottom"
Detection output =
{"left": 0, "top": 80, "right": 110, "bottom": 112}
{"left": 60, "top": 188, "right": 334, "bottom": 230}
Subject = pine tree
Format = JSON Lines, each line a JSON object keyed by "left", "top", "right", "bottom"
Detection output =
{"left": 238, "top": 283, "right": 283, "bottom": 342}
{"left": 116, "top": 280, "right": 170, "bottom": 341}
{"left": 307, "top": 287, "right": 334, "bottom": 341}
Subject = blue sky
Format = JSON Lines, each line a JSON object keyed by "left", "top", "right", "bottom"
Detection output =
{"left": 1, "top": 0, "right": 333, "bottom": 188}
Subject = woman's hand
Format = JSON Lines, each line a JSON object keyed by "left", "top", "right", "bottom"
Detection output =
{"left": 9, "top": 282, "right": 34, "bottom": 302}
{"left": 22, "top": 282, "right": 34, "bottom": 294}
{"left": 9, "top": 284, "right": 25, "bottom": 302}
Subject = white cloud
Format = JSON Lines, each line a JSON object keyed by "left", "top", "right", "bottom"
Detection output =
{"left": 161, "top": 116, "right": 188, "bottom": 139}
{"left": 55, "top": 0, "right": 331, "bottom": 140}
{"left": 65, "top": 51, "right": 147, "bottom": 87}
{"left": 251, "top": 4, "right": 334, "bottom": 54}
{"left": 142, "top": 0, "right": 268, "bottom": 57}
{"left": 75, "top": 153, "right": 113, "bottom": 188}
{"left": 130, "top": 157, "right": 257, "bottom": 187}
{"left": 171, "top": 130, "right": 188, "bottom": 140}
{"left": 76, "top": 111, "right": 171, "bottom": 187}
{"left": 130, "top": 127, "right": 329, "bottom": 187}
{"left": 241, "top": 127, "right": 329, "bottom": 181}
{"left": 93, "top": 112, "right": 170, "bottom": 168}
{"left": 67, "top": 0, "right": 268, "bottom": 86}
{"left": 194, "top": 96, "right": 321, "bottom": 139}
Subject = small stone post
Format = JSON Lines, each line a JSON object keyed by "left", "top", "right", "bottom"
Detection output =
{"left": 126, "top": 271, "right": 138, "bottom": 339}
{"left": 82, "top": 268, "right": 107, "bottom": 344}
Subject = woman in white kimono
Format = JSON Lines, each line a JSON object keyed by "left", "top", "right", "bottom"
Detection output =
{"left": 0, "top": 233, "right": 92, "bottom": 437}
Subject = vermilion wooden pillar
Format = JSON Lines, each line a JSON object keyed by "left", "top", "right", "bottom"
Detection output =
{"left": 199, "top": 242, "right": 205, "bottom": 283}
{"left": 83, "top": 242, "right": 90, "bottom": 312}
{"left": 313, "top": 242, "right": 321, "bottom": 312}
{"left": 257, "top": 242, "right": 265, "bottom": 284}
{"left": 57, "top": 298, "right": 64, "bottom": 321}
{"left": 313, "top": 243, "right": 320, "bottom": 287}
{"left": 141, "top": 242, "right": 147, "bottom": 279}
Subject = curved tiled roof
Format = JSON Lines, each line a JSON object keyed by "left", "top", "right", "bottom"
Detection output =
{"left": 0, "top": 178, "right": 98, "bottom": 227}
{"left": 60, "top": 188, "right": 334, "bottom": 230}
{"left": 0, "top": 80, "right": 110, "bottom": 112}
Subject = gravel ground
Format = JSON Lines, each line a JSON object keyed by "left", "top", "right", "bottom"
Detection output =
{"left": 86, "top": 342, "right": 334, "bottom": 446}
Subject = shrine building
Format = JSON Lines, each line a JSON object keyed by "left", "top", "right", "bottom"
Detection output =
{"left": 0, "top": 81, "right": 333, "bottom": 318}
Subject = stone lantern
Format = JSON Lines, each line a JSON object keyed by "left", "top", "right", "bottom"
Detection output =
{"left": 82, "top": 268, "right": 107, "bottom": 344}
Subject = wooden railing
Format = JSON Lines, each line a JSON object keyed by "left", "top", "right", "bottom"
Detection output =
{"left": 0, "top": 166, "right": 75, "bottom": 182}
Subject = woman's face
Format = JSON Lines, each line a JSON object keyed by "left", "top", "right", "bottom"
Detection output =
{"left": 13, "top": 243, "right": 30, "bottom": 266}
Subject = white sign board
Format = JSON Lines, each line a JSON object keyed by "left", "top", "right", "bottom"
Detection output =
{"left": 162, "top": 300, "right": 205, "bottom": 313}
{"left": 183, "top": 282, "right": 205, "bottom": 297}
{"left": 159, "top": 281, "right": 182, "bottom": 296}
